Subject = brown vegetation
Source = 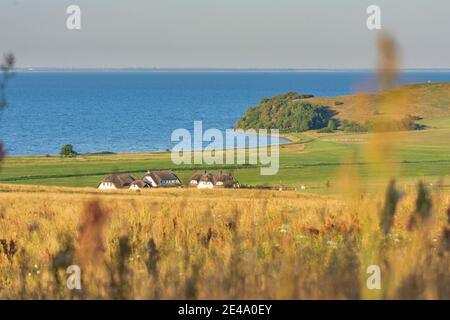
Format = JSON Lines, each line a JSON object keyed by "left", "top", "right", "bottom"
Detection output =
{"left": 0, "top": 185, "right": 448, "bottom": 299}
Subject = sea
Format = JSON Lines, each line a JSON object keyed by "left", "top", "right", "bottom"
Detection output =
{"left": 2, "top": 70, "right": 450, "bottom": 156}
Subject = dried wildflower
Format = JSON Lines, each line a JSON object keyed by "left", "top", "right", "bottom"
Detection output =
{"left": 377, "top": 33, "right": 398, "bottom": 90}
{"left": 76, "top": 199, "right": 110, "bottom": 266}
{"left": 447, "top": 205, "right": 450, "bottom": 224}
{"left": 280, "top": 224, "right": 290, "bottom": 234}
{"left": 0, "top": 239, "right": 17, "bottom": 262}
{"left": 415, "top": 181, "right": 433, "bottom": 219}
{"left": 439, "top": 205, "right": 450, "bottom": 253}
{"left": 0, "top": 53, "right": 15, "bottom": 163}
{"left": 198, "top": 228, "right": 216, "bottom": 248}
{"left": 303, "top": 226, "right": 321, "bottom": 236}
{"left": 408, "top": 181, "right": 433, "bottom": 230}
{"left": 0, "top": 53, "right": 15, "bottom": 110}
{"left": 109, "top": 236, "right": 132, "bottom": 299}
{"left": 225, "top": 221, "right": 236, "bottom": 231}
{"left": 146, "top": 238, "right": 160, "bottom": 278}
{"left": 441, "top": 229, "right": 450, "bottom": 252}
{"left": 52, "top": 234, "right": 74, "bottom": 270}
{"left": 327, "top": 240, "right": 338, "bottom": 249}
{"left": 28, "top": 222, "right": 40, "bottom": 233}
{"left": 380, "top": 179, "right": 401, "bottom": 235}
{"left": 118, "top": 236, "right": 132, "bottom": 268}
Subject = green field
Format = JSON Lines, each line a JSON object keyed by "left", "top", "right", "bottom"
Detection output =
{"left": 1, "top": 82, "right": 449, "bottom": 194}
{"left": 1, "top": 127, "right": 450, "bottom": 194}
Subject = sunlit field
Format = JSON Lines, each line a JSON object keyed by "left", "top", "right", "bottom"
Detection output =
{"left": 0, "top": 184, "right": 448, "bottom": 299}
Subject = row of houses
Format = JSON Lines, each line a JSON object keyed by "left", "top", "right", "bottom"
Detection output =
{"left": 98, "top": 170, "right": 240, "bottom": 190}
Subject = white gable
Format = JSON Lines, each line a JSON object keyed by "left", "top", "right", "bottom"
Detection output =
{"left": 143, "top": 175, "right": 158, "bottom": 187}
{"left": 98, "top": 182, "right": 117, "bottom": 190}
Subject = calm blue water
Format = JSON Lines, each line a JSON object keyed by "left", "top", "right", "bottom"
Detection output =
{"left": 2, "top": 70, "right": 450, "bottom": 156}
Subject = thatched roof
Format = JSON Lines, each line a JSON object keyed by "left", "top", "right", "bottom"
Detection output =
{"left": 189, "top": 171, "right": 205, "bottom": 182}
{"left": 101, "top": 173, "right": 136, "bottom": 188}
{"left": 210, "top": 173, "right": 239, "bottom": 188}
{"left": 189, "top": 172, "right": 239, "bottom": 188}
{"left": 143, "top": 170, "right": 181, "bottom": 186}
{"left": 130, "top": 180, "right": 149, "bottom": 188}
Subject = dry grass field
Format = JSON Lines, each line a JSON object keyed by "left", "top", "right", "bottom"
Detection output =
{"left": 305, "top": 82, "right": 450, "bottom": 123}
{"left": 0, "top": 183, "right": 448, "bottom": 299}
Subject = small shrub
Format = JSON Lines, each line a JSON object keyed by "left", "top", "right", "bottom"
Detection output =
{"left": 341, "top": 120, "right": 368, "bottom": 132}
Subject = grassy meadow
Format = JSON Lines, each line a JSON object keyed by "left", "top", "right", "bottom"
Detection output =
{"left": 1, "top": 118, "right": 450, "bottom": 193}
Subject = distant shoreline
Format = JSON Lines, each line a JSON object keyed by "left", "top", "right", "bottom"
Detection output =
{"left": 4, "top": 133, "right": 292, "bottom": 158}
{"left": 14, "top": 68, "right": 450, "bottom": 73}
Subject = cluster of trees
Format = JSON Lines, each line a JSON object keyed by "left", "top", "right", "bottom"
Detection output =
{"left": 341, "top": 116, "right": 423, "bottom": 133}
{"left": 341, "top": 120, "right": 369, "bottom": 132}
{"left": 236, "top": 92, "right": 334, "bottom": 132}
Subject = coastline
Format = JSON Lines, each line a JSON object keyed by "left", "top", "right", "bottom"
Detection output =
{"left": 4, "top": 132, "right": 294, "bottom": 158}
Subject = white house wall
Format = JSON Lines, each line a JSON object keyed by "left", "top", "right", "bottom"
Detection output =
{"left": 98, "top": 182, "right": 117, "bottom": 190}
{"left": 198, "top": 181, "right": 214, "bottom": 189}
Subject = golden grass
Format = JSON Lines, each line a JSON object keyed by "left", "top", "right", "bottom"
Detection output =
{"left": 305, "top": 82, "right": 450, "bottom": 123}
{"left": 0, "top": 184, "right": 448, "bottom": 299}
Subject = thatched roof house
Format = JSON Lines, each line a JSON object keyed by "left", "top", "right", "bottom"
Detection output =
{"left": 98, "top": 173, "right": 136, "bottom": 189}
{"left": 129, "top": 180, "right": 150, "bottom": 190}
{"left": 142, "top": 170, "right": 182, "bottom": 187}
{"left": 188, "top": 172, "right": 204, "bottom": 186}
{"left": 189, "top": 172, "right": 239, "bottom": 189}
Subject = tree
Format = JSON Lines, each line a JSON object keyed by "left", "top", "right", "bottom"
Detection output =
{"left": 60, "top": 144, "right": 78, "bottom": 158}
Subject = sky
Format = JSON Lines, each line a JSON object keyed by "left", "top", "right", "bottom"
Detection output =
{"left": 0, "top": 0, "right": 449, "bottom": 69}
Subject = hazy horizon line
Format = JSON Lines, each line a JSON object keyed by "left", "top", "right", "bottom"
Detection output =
{"left": 14, "top": 67, "right": 450, "bottom": 72}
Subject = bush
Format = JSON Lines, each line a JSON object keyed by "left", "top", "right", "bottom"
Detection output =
{"left": 327, "top": 119, "right": 336, "bottom": 131}
{"left": 341, "top": 116, "right": 423, "bottom": 133}
{"left": 317, "top": 118, "right": 337, "bottom": 133}
{"left": 60, "top": 144, "right": 77, "bottom": 158}
{"left": 367, "top": 116, "right": 424, "bottom": 132}
{"left": 341, "top": 120, "right": 368, "bottom": 132}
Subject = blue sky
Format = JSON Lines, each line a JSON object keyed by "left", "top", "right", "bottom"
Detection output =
{"left": 1, "top": 0, "right": 449, "bottom": 68}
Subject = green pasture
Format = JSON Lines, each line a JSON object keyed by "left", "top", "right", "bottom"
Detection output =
{"left": 1, "top": 124, "right": 450, "bottom": 194}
